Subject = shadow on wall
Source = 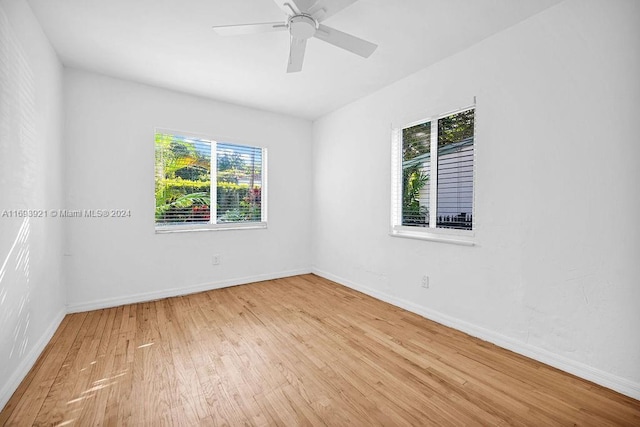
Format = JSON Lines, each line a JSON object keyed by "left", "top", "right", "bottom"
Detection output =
{"left": 0, "top": 6, "right": 37, "bottom": 386}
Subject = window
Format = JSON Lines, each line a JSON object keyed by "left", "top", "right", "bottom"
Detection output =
{"left": 155, "top": 131, "right": 266, "bottom": 232}
{"left": 391, "top": 107, "right": 475, "bottom": 242}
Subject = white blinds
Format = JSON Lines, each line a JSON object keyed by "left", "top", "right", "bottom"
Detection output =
{"left": 155, "top": 133, "right": 264, "bottom": 228}
{"left": 155, "top": 133, "right": 212, "bottom": 225}
{"left": 216, "top": 142, "right": 263, "bottom": 223}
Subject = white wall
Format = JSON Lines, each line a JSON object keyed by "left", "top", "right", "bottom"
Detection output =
{"left": 63, "top": 69, "right": 312, "bottom": 310}
{"left": 312, "top": 0, "right": 640, "bottom": 398}
{"left": 0, "top": 0, "right": 66, "bottom": 408}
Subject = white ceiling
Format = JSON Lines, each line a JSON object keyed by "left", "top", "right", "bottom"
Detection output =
{"left": 27, "top": 0, "right": 562, "bottom": 120}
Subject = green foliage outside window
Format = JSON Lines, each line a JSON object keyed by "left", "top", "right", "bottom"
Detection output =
{"left": 402, "top": 122, "right": 430, "bottom": 225}
{"left": 401, "top": 110, "right": 475, "bottom": 226}
{"left": 155, "top": 133, "right": 262, "bottom": 225}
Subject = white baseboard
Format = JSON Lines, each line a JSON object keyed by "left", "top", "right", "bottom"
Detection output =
{"left": 66, "top": 268, "right": 312, "bottom": 313}
{"left": 0, "top": 308, "right": 66, "bottom": 411}
{"left": 312, "top": 268, "right": 640, "bottom": 401}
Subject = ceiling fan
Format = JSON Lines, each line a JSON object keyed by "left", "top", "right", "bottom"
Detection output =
{"left": 212, "top": 0, "right": 377, "bottom": 73}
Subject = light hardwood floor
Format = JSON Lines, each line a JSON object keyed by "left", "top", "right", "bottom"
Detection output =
{"left": 1, "top": 274, "right": 639, "bottom": 426}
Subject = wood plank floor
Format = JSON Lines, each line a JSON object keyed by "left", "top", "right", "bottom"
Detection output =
{"left": 1, "top": 274, "right": 639, "bottom": 426}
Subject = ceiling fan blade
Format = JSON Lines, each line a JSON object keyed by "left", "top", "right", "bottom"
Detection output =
{"left": 212, "top": 22, "right": 287, "bottom": 36}
{"left": 308, "top": 0, "right": 358, "bottom": 22}
{"left": 314, "top": 24, "right": 377, "bottom": 58}
{"left": 287, "top": 37, "right": 307, "bottom": 73}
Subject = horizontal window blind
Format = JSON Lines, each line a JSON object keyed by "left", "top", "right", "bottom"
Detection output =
{"left": 155, "top": 133, "right": 211, "bottom": 225}
{"left": 155, "top": 133, "right": 265, "bottom": 229}
{"left": 216, "top": 142, "right": 262, "bottom": 223}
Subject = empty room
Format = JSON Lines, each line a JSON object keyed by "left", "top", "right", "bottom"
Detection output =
{"left": 1, "top": 0, "right": 639, "bottom": 425}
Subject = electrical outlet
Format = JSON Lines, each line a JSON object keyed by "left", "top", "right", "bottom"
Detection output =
{"left": 212, "top": 254, "right": 221, "bottom": 265}
{"left": 421, "top": 275, "right": 429, "bottom": 289}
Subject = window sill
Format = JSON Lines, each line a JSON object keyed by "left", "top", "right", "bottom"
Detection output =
{"left": 155, "top": 222, "right": 267, "bottom": 234}
{"left": 390, "top": 226, "right": 475, "bottom": 246}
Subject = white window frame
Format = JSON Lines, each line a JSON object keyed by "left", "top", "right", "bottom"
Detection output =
{"left": 154, "top": 129, "right": 268, "bottom": 234}
{"left": 390, "top": 106, "right": 476, "bottom": 246}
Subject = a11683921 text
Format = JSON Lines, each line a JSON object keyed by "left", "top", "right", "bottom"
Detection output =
{"left": 1, "top": 209, "right": 132, "bottom": 218}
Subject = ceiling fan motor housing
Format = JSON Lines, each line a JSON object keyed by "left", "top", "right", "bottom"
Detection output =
{"left": 289, "top": 14, "right": 317, "bottom": 39}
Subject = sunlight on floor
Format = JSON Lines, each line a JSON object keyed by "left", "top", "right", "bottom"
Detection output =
{"left": 63, "top": 368, "right": 130, "bottom": 424}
